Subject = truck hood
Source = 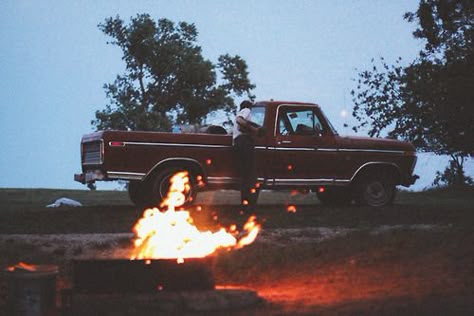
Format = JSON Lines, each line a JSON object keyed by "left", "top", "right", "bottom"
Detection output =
{"left": 335, "top": 135, "right": 416, "bottom": 152}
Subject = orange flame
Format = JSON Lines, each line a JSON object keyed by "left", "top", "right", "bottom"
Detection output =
{"left": 287, "top": 205, "right": 297, "bottom": 213}
{"left": 131, "top": 172, "right": 261, "bottom": 262}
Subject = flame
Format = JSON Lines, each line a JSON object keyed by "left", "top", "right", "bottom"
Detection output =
{"left": 131, "top": 172, "right": 261, "bottom": 262}
{"left": 287, "top": 205, "right": 297, "bottom": 213}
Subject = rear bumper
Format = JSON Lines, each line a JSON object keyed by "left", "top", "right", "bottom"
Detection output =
{"left": 74, "top": 170, "right": 106, "bottom": 184}
{"left": 74, "top": 173, "right": 85, "bottom": 184}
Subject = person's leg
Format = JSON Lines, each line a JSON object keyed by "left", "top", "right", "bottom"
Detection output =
{"left": 234, "top": 136, "right": 248, "bottom": 213}
{"left": 240, "top": 136, "right": 257, "bottom": 213}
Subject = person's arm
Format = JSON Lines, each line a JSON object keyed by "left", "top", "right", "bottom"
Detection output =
{"left": 237, "top": 116, "right": 263, "bottom": 136}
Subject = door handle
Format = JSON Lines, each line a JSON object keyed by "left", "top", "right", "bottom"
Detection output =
{"left": 281, "top": 140, "right": 292, "bottom": 144}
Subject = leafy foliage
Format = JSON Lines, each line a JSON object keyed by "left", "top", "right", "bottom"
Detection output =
{"left": 92, "top": 14, "right": 255, "bottom": 131}
{"left": 351, "top": 0, "right": 474, "bottom": 185}
{"left": 433, "top": 154, "right": 473, "bottom": 187}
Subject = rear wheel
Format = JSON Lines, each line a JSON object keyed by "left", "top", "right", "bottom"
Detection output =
{"left": 150, "top": 168, "right": 197, "bottom": 208}
{"left": 354, "top": 172, "right": 396, "bottom": 207}
{"left": 316, "top": 187, "right": 352, "bottom": 206}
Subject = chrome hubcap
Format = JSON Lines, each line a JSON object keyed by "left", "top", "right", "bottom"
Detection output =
{"left": 365, "top": 181, "right": 388, "bottom": 206}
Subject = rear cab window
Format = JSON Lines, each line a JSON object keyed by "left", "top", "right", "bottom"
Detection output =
{"left": 249, "top": 106, "right": 266, "bottom": 127}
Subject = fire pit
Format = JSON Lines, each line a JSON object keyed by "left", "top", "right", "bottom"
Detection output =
{"left": 73, "top": 258, "right": 214, "bottom": 293}
{"left": 62, "top": 172, "right": 264, "bottom": 314}
{"left": 64, "top": 257, "right": 263, "bottom": 315}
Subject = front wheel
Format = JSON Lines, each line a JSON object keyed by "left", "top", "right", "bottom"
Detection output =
{"left": 354, "top": 173, "right": 396, "bottom": 207}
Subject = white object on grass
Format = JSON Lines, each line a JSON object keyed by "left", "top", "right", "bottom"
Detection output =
{"left": 46, "top": 197, "right": 83, "bottom": 208}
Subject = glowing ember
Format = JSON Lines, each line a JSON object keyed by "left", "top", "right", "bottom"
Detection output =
{"left": 8, "top": 262, "right": 39, "bottom": 272}
{"left": 131, "top": 172, "right": 261, "bottom": 263}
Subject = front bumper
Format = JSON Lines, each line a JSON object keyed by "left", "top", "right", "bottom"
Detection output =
{"left": 402, "top": 174, "right": 419, "bottom": 187}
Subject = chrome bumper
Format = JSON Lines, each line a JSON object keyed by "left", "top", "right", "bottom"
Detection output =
{"left": 74, "top": 170, "right": 106, "bottom": 184}
{"left": 402, "top": 174, "right": 419, "bottom": 187}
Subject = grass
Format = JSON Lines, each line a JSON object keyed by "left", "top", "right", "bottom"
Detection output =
{"left": 0, "top": 188, "right": 132, "bottom": 209}
{"left": 1, "top": 185, "right": 473, "bottom": 209}
{"left": 1, "top": 186, "right": 473, "bottom": 315}
{"left": 0, "top": 187, "right": 473, "bottom": 233}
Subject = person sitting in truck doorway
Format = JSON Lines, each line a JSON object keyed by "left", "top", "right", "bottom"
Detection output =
{"left": 233, "top": 100, "right": 264, "bottom": 215}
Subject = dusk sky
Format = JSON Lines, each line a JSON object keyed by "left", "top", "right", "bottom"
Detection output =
{"left": 1, "top": 0, "right": 471, "bottom": 190}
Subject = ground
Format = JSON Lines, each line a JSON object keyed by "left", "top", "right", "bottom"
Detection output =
{"left": 0, "top": 187, "right": 473, "bottom": 315}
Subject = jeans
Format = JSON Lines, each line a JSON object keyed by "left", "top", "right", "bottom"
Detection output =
{"left": 233, "top": 135, "right": 259, "bottom": 214}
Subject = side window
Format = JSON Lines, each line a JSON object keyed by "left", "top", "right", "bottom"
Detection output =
{"left": 279, "top": 116, "right": 290, "bottom": 136}
{"left": 278, "top": 107, "right": 324, "bottom": 136}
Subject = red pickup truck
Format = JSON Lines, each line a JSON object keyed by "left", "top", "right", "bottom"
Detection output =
{"left": 75, "top": 101, "right": 418, "bottom": 207}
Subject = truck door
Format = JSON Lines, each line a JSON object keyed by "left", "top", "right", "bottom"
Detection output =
{"left": 269, "top": 105, "right": 338, "bottom": 187}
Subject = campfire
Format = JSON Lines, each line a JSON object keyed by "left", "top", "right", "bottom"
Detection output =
{"left": 130, "top": 171, "right": 261, "bottom": 263}
{"left": 72, "top": 172, "right": 261, "bottom": 294}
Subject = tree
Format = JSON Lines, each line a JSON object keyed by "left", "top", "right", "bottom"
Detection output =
{"left": 351, "top": 0, "right": 474, "bottom": 186}
{"left": 92, "top": 14, "right": 255, "bottom": 131}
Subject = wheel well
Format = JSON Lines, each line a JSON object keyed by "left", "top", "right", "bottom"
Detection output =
{"left": 145, "top": 159, "right": 205, "bottom": 183}
{"left": 351, "top": 163, "right": 401, "bottom": 185}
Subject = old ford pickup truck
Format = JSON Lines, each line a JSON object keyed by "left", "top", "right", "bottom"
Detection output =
{"left": 75, "top": 101, "right": 418, "bottom": 207}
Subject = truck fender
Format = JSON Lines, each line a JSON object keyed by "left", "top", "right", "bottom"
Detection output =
{"left": 350, "top": 162, "right": 401, "bottom": 184}
{"left": 145, "top": 157, "right": 207, "bottom": 183}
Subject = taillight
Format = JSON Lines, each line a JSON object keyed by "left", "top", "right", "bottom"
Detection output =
{"left": 109, "top": 141, "right": 125, "bottom": 147}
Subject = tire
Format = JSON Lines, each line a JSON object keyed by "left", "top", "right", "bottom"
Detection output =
{"left": 354, "top": 172, "right": 396, "bottom": 207}
{"left": 128, "top": 180, "right": 150, "bottom": 207}
{"left": 150, "top": 168, "right": 197, "bottom": 208}
{"left": 316, "top": 187, "right": 352, "bottom": 206}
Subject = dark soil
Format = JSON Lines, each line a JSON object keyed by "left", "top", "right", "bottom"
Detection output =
{"left": 0, "top": 187, "right": 473, "bottom": 315}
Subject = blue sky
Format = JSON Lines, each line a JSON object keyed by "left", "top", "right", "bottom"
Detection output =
{"left": 1, "top": 0, "right": 471, "bottom": 190}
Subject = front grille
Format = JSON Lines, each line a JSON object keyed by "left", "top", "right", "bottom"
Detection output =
{"left": 83, "top": 141, "right": 103, "bottom": 165}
